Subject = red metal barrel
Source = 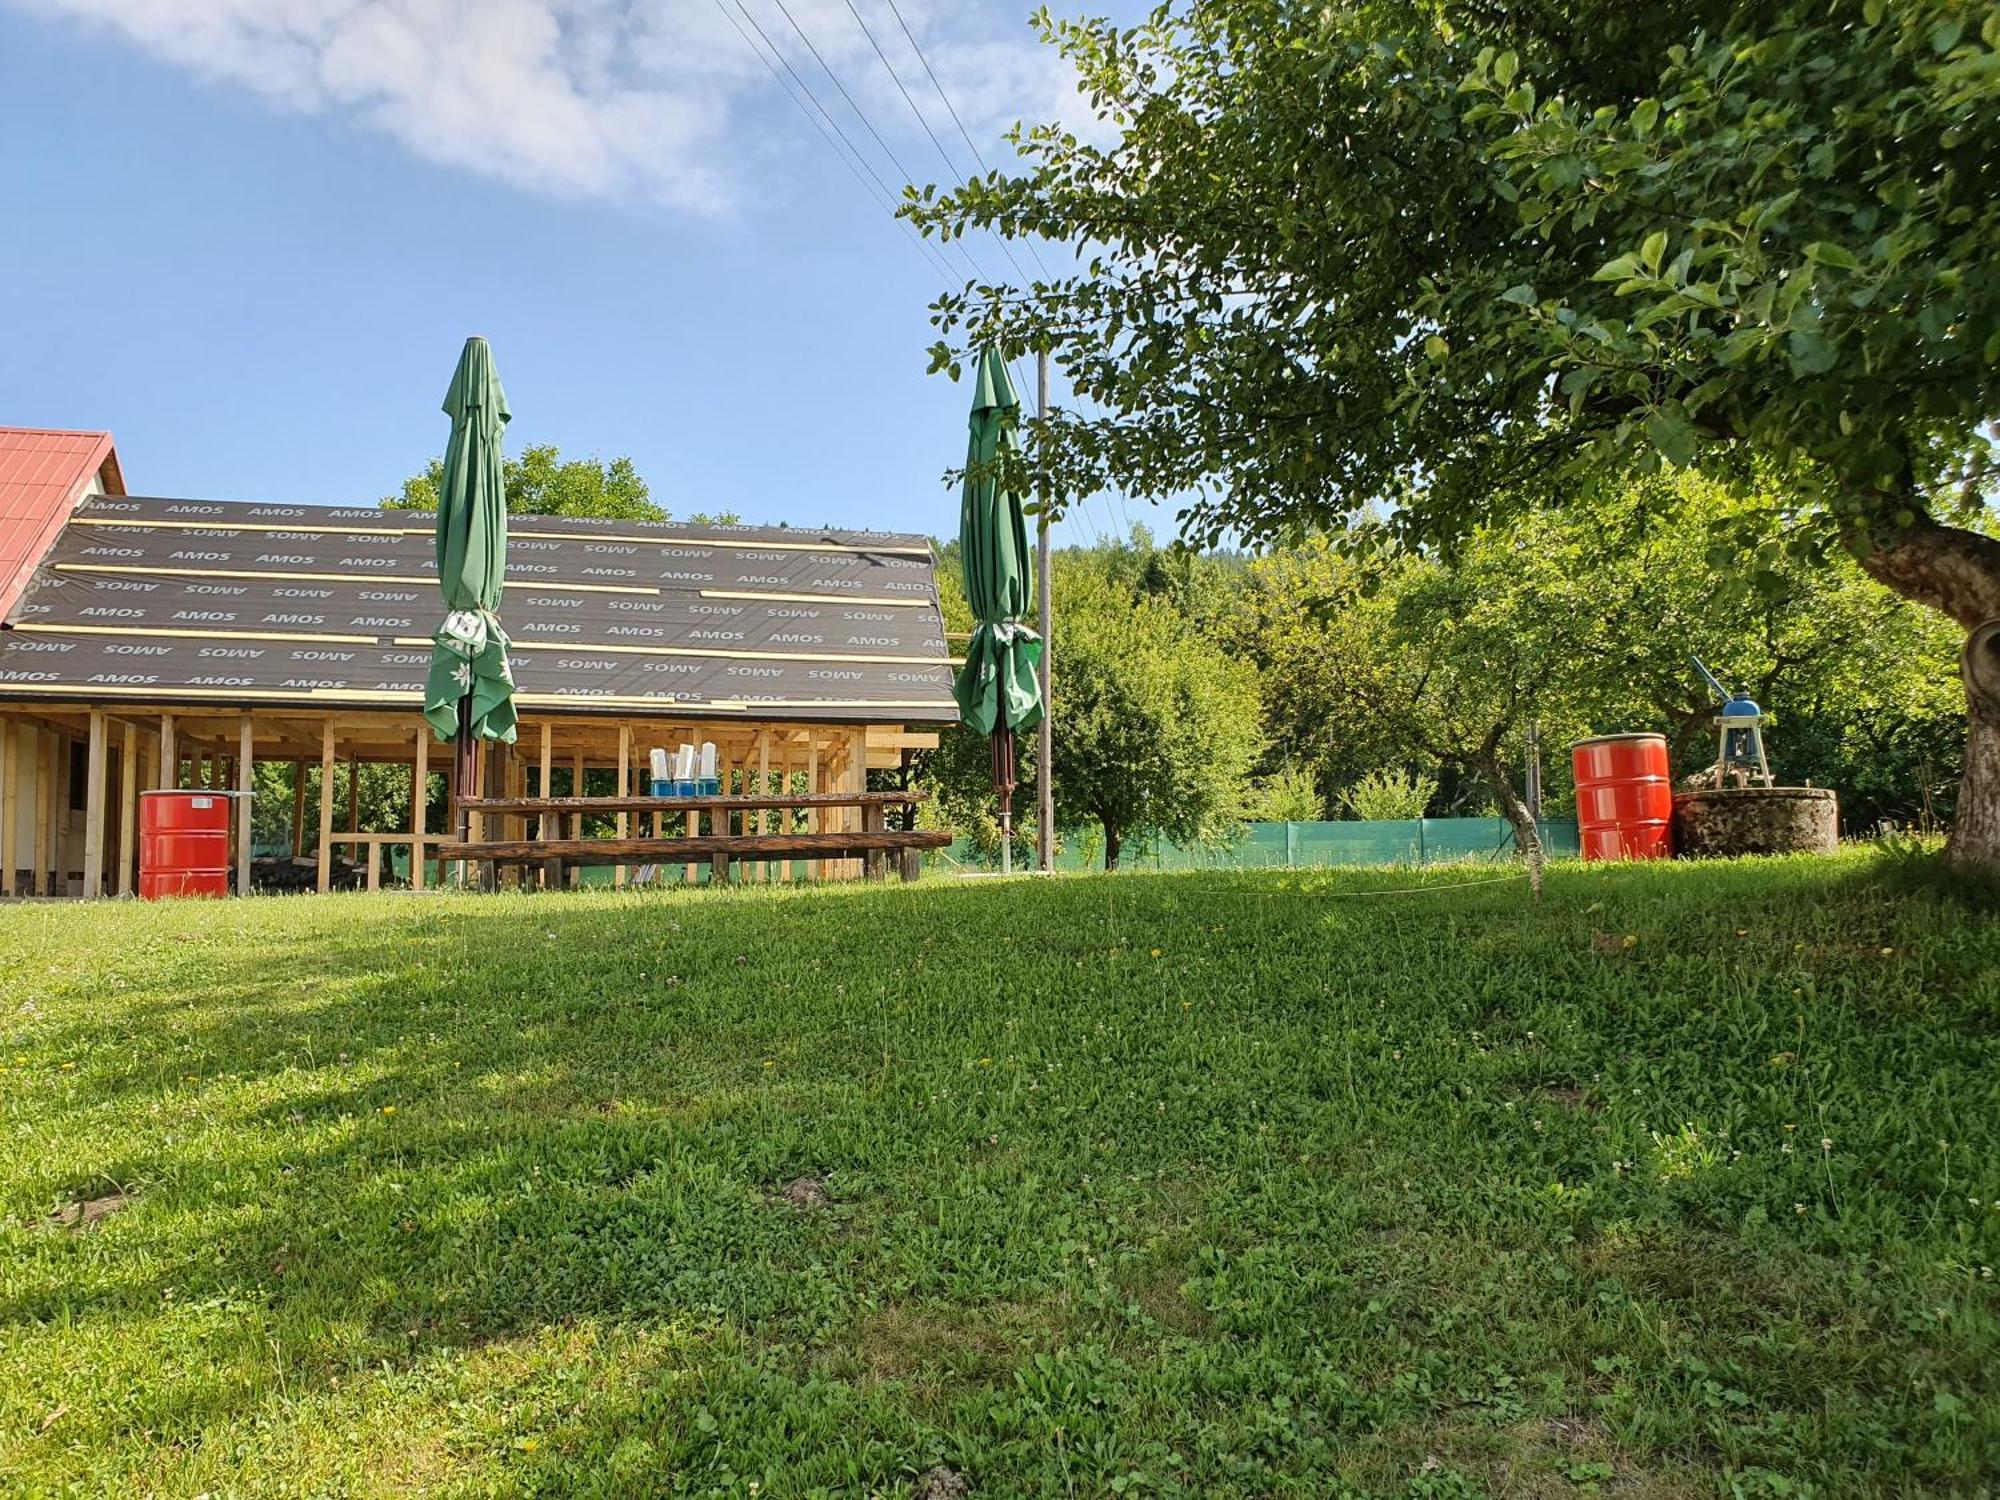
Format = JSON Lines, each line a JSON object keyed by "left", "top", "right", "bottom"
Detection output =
{"left": 1571, "top": 733, "right": 1674, "bottom": 861}
{"left": 139, "top": 790, "right": 232, "bottom": 899}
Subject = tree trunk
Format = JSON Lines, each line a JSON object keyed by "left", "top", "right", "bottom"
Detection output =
{"left": 1470, "top": 751, "right": 1543, "bottom": 896}
{"left": 1851, "top": 509, "right": 2000, "bottom": 875}
{"left": 1103, "top": 819, "right": 1122, "bottom": 871}
{"left": 1954, "top": 623, "right": 2000, "bottom": 871}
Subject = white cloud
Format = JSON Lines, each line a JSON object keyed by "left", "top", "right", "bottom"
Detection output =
{"left": 10, "top": 0, "right": 1114, "bottom": 215}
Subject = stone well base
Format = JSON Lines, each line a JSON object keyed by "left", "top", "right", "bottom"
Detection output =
{"left": 1671, "top": 787, "right": 1839, "bottom": 859}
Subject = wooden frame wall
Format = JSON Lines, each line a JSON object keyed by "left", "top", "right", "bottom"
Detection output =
{"left": 0, "top": 702, "right": 935, "bottom": 898}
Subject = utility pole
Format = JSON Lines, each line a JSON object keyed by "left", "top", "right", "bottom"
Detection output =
{"left": 1035, "top": 349, "right": 1054, "bottom": 874}
{"left": 1525, "top": 720, "right": 1543, "bottom": 821}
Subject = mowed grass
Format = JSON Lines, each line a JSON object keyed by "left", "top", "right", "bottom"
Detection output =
{"left": 1, "top": 853, "right": 1995, "bottom": 1498}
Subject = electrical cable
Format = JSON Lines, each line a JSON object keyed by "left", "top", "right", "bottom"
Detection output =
{"left": 711, "top": 0, "right": 964, "bottom": 288}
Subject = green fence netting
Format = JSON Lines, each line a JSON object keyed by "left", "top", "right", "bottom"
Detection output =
{"left": 941, "top": 817, "right": 1580, "bottom": 873}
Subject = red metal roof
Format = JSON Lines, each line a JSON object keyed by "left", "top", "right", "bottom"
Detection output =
{"left": 0, "top": 428, "right": 124, "bottom": 622}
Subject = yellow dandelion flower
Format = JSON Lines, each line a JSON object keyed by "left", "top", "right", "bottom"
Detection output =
{"left": 762, "top": 1059, "right": 776, "bottom": 1069}
{"left": 1150, "top": 948, "right": 1162, "bottom": 958}
{"left": 380, "top": 1105, "right": 397, "bottom": 1116}
{"left": 1621, "top": 934, "right": 1638, "bottom": 949}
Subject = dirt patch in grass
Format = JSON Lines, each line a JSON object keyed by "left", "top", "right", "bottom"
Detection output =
{"left": 46, "top": 1191, "right": 130, "bottom": 1230}
{"left": 912, "top": 1463, "right": 969, "bottom": 1499}
{"left": 780, "top": 1175, "right": 831, "bottom": 1209}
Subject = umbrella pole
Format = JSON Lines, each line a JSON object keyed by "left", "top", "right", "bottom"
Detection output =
{"left": 994, "top": 724, "right": 1016, "bottom": 877}
{"left": 453, "top": 693, "right": 475, "bottom": 886}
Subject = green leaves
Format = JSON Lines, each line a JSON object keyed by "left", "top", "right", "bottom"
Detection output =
{"left": 1646, "top": 405, "right": 1698, "bottom": 467}
{"left": 1787, "top": 329, "right": 1840, "bottom": 376}
{"left": 1803, "top": 240, "right": 1862, "bottom": 272}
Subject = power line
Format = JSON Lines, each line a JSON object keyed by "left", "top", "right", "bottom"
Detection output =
{"left": 761, "top": 0, "right": 987, "bottom": 292}
{"left": 836, "top": 0, "right": 1037, "bottom": 291}
{"left": 711, "top": 0, "right": 963, "bottom": 289}
{"left": 879, "top": 0, "right": 1057, "bottom": 285}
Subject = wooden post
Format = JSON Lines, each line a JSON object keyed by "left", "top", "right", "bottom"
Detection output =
{"left": 81, "top": 712, "right": 108, "bottom": 899}
{"left": 755, "top": 731, "right": 771, "bottom": 883}
{"left": 615, "top": 722, "right": 631, "bottom": 888}
{"left": 158, "top": 714, "right": 176, "bottom": 789}
{"left": 410, "top": 724, "right": 429, "bottom": 891}
{"left": 0, "top": 718, "right": 14, "bottom": 897}
{"left": 569, "top": 744, "right": 584, "bottom": 888}
{"left": 316, "top": 719, "right": 336, "bottom": 894}
{"left": 117, "top": 722, "right": 140, "bottom": 896}
{"left": 346, "top": 756, "right": 359, "bottom": 839}
{"left": 365, "top": 842, "right": 382, "bottom": 892}
{"left": 290, "top": 759, "right": 306, "bottom": 857}
{"left": 537, "top": 720, "right": 553, "bottom": 887}
{"left": 52, "top": 728, "right": 71, "bottom": 896}
{"left": 234, "top": 714, "right": 254, "bottom": 896}
{"left": 779, "top": 738, "right": 794, "bottom": 884}
{"left": 34, "top": 730, "right": 54, "bottom": 896}
{"left": 806, "top": 733, "right": 822, "bottom": 881}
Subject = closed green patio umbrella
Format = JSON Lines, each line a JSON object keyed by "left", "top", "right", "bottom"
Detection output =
{"left": 951, "top": 347, "right": 1043, "bottom": 873}
{"left": 423, "top": 336, "right": 517, "bottom": 844}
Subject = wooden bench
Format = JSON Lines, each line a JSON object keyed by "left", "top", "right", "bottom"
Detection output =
{"left": 432, "top": 828, "right": 949, "bottom": 884}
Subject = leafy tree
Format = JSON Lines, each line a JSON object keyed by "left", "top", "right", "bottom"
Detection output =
{"left": 1222, "top": 538, "right": 1431, "bottom": 810}
{"left": 381, "top": 445, "right": 739, "bottom": 524}
{"left": 911, "top": 0, "right": 2000, "bottom": 869}
{"left": 1048, "top": 558, "right": 1263, "bottom": 866}
{"left": 921, "top": 538, "right": 1260, "bottom": 868}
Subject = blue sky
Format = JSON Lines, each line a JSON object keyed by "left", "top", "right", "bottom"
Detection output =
{"left": 0, "top": 0, "right": 1145, "bottom": 547}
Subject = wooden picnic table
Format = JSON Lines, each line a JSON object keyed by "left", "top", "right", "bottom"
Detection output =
{"left": 436, "top": 787, "right": 946, "bottom": 886}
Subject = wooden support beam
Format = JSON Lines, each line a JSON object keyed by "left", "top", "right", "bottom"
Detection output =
{"left": 410, "top": 725, "right": 429, "bottom": 891}
{"left": 615, "top": 722, "right": 631, "bottom": 888}
{"left": 779, "top": 739, "right": 794, "bottom": 884}
{"left": 569, "top": 743, "right": 584, "bottom": 888}
{"left": 317, "top": 719, "right": 336, "bottom": 894}
{"left": 0, "top": 718, "right": 15, "bottom": 897}
{"left": 806, "top": 735, "right": 821, "bottom": 882}
{"left": 35, "top": 730, "right": 55, "bottom": 896}
{"left": 158, "top": 714, "right": 176, "bottom": 788}
{"left": 291, "top": 760, "right": 307, "bottom": 857}
{"left": 755, "top": 731, "right": 771, "bottom": 883}
{"left": 117, "top": 722, "right": 140, "bottom": 896}
{"left": 538, "top": 720, "right": 554, "bottom": 886}
{"left": 236, "top": 714, "right": 254, "bottom": 897}
{"left": 52, "top": 728, "right": 70, "bottom": 895}
{"left": 81, "top": 713, "right": 108, "bottom": 899}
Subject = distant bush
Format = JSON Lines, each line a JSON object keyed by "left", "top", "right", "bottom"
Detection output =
{"left": 1249, "top": 765, "right": 1323, "bottom": 823}
{"left": 1341, "top": 768, "right": 1438, "bottom": 822}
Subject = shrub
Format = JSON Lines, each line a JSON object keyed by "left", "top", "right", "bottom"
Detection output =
{"left": 1341, "top": 767, "right": 1438, "bottom": 822}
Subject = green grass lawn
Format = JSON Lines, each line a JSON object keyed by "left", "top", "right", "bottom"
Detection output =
{"left": 1, "top": 853, "right": 1995, "bottom": 1497}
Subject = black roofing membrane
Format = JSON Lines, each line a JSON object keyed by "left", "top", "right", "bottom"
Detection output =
{"left": 0, "top": 496, "right": 958, "bottom": 721}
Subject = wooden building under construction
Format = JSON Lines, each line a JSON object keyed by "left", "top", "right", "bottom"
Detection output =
{"left": 0, "top": 428, "right": 954, "bottom": 898}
